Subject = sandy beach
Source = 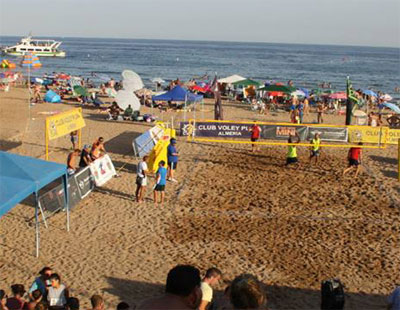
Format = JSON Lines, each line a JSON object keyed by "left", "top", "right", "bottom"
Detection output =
{"left": 1, "top": 86, "right": 399, "bottom": 309}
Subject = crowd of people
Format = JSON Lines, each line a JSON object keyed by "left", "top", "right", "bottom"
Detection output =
{"left": 2, "top": 265, "right": 399, "bottom": 310}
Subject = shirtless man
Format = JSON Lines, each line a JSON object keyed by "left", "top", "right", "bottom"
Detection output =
{"left": 91, "top": 137, "right": 106, "bottom": 160}
{"left": 67, "top": 149, "right": 81, "bottom": 175}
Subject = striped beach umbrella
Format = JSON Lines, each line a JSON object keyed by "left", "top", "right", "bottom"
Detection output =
{"left": 21, "top": 53, "right": 42, "bottom": 68}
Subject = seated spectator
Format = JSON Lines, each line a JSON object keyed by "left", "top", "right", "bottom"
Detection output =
{"left": 79, "top": 144, "right": 92, "bottom": 168}
{"left": 229, "top": 274, "right": 266, "bottom": 309}
{"left": 123, "top": 105, "right": 133, "bottom": 120}
{"left": 67, "top": 149, "right": 81, "bottom": 175}
{"left": 0, "top": 290, "right": 8, "bottom": 310}
{"left": 66, "top": 297, "right": 79, "bottom": 310}
{"left": 140, "top": 265, "right": 202, "bottom": 310}
{"left": 28, "top": 290, "right": 43, "bottom": 310}
{"left": 116, "top": 302, "right": 129, "bottom": 310}
{"left": 47, "top": 274, "right": 68, "bottom": 309}
{"left": 107, "top": 102, "right": 123, "bottom": 121}
{"left": 6, "top": 284, "right": 26, "bottom": 310}
{"left": 90, "top": 295, "right": 104, "bottom": 310}
{"left": 28, "top": 267, "right": 52, "bottom": 300}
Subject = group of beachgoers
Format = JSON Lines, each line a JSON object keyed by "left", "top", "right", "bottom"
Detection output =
{"left": 2, "top": 265, "right": 400, "bottom": 310}
{"left": 66, "top": 135, "right": 106, "bottom": 175}
{"left": 249, "top": 122, "right": 364, "bottom": 177}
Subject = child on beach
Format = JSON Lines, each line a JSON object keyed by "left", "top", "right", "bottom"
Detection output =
{"left": 309, "top": 132, "right": 321, "bottom": 165}
{"left": 286, "top": 132, "right": 300, "bottom": 166}
{"left": 154, "top": 161, "right": 167, "bottom": 204}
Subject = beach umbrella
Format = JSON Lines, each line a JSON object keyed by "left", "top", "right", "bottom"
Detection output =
{"left": 361, "top": 89, "right": 378, "bottom": 97}
{"left": 298, "top": 87, "right": 310, "bottom": 97}
{"left": 150, "top": 77, "right": 165, "bottom": 84}
{"left": 329, "top": 92, "right": 347, "bottom": 100}
{"left": 380, "top": 94, "right": 393, "bottom": 102}
{"left": 21, "top": 53, "right": 42, "bottom": 68}
{"left": 291, "top": 90, "right": 306, "bottom": 97}
{"left": 191, "top": 85, "right": 207, "bottom": 93}
{"left": 73, "top": 85, "right": 89, "bottom": 97}
{"left": 258, "top": 84, "right": 296, "bottom": 93}
{"left": 267, "top": 91, "right": 285, "bottom": 97}
{"left": 232, "top": 78, "right": 261, "bottom": 87}
{"left": 56, "top": 73, "right": 70, "bottom": 80}
{"left": 383, "top": 103, "right": 400, "bottom": 114}
{"left": 122, "top": 70, "right": 144, "bottom": 91}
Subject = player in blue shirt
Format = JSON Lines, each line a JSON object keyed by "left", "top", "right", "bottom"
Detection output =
{"left": 154, "top": 160, "right": 167, "bottom": 204}
{"left": 167, "top": 138, "right": 179, "bottom": 182}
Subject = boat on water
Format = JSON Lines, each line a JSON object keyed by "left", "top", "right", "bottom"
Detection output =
{"left": 2, "top": 36, "right": 66, "bottom": 57}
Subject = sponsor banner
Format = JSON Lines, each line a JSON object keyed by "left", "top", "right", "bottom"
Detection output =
{"left": 89, "top": 154, "right": 116, "bottom": 186}
{"left": 39, "top": 168, "right": 94, "bottom": 213}
{"left": 180, "top": 122, "right": 308, "bottom": 140}
{"left": 307, "top": 127, "right": 348, "bottom": 142}
{"left": 133, "top": 125, "right": 165, "bottom": 157}
{"left": 74, "top": 166, "right": 95, "bottom": 198}
{"left": 46, "top": 108, "right": 85, "bottom": 141}
{"left": 348, "top": 126, "right": 389, "bottom": 144}
{"left": 387, "top": 129, "right": 400, "bottom": 144}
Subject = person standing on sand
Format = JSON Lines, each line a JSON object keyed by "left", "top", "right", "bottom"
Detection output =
{"left": 135, "top": 155, "right": 149, "bottom": 203}
{"left": 140, "top": 265, "right": 202, "bottom": 310}
{"left": 250, "top": 121, "right": 261, "bottom": 152}
{"left": 309, "top": 133, "right": 321, "bottom": 165}
{"left": 303, "top": 97, "right": 310, "bottom": 115}
{"left": 154, "top": 161, "right": 167, "bottom": 204}
{"left": 67, "top": 149, "right": 81, "bottom": 175}
{"left": 70, "top": 131, "right": 78, "bottom": 150}
{"left": 167, "top": 139, "right": 179, "bottom": 182}
{"left": 317, "top": 102, "right": 325, "bottom": 123}
{"left": 343, "top": 142, "right": 363, "bottom": 178}
{"left": 91, "top": 137, "right": 106, "bottom": 160}
{"left": 286, "top": 132, "right": 300, "bottom": 167}
{"left": 199, "top": 268, "right": 222, "bottom": 310}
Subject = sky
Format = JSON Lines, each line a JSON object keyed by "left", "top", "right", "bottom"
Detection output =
{"left": 0, "top": 0, "right": 399, "bottom": 47}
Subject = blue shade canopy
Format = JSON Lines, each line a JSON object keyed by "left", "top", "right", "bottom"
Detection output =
{"left": 0, "top": 151, "right": 67, "bottom": 218}
{"left": 152, "top": 85, "right": 203, "bottom": 102}
{"left": 362, "top": 89, "right": 378, "bottom": 97}
{"left": 383, "top": 102, "right": 400, "bottom": 114}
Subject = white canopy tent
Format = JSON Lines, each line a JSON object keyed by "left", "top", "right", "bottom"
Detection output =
{"left": 217, "top": 74, "right": 246, "bottom": 84}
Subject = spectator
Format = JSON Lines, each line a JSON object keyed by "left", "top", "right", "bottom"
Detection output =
{"left": 167, "top": 139, "right": 179, "bottom": 182}
{"left": 230, "top": 274, "right": 266, "bottom": 309}
{"left": 29, "top": 267, "right": 52, "bottom": 300}
{"left": 28, "top": 290, "right": 43, "bottom": 310}
{"left": 67, "top": 297, "right": 79, "bottom": 310}
{"left": 135, "top": 155, "right": 149, "bottom": 203}
{"left": 199, "top": 268, "right": 222, "bottom": 310}
{"left": 6, "top": 284, "right": 26, "bottom": 310}
{"left": 70, "top": 131, "right": 78, "bottom": 150}
{"left": 67, "top": 149, "right": 81, "bottom": 175}
{"left": 388, "top": 286, "right": 400, "bottom": 310}
{"left": 154, "top": 160, "right": 167, "bottom": 204}
{"left": 47, "top": 274, "right": 68, "bottom": 309}
{"left": 116, "top": 302, "right": 129, "bottom": 310}
{"left": 91, "top": 137, "right": 106, "bottom": 160}
{"left": 90, "top": 295, "right": 104, "bottom": 310}
{"left": 140, "top": 265, "right": 202, "bottom": 309}
{"left": 79, "top": 144, "right": 92, "bottom": 168}
{"left": 0, "top": 290, "right": 8, "bottom": 310}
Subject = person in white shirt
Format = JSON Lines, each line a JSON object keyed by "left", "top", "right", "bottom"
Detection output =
{"left": 199, "top": 268, "right": 222, "bottom": 310}
{"left": 47, "top": 273, "right": 68, "bottom": 309}
{"left": 135, "top": 155, "right": 149, "bottom": 203}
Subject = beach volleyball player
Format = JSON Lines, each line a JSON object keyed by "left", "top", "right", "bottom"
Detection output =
{"left": 250, "top": 121, "right": 261, "bottom": 152}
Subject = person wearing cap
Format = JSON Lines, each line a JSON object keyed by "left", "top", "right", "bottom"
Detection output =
{"left": 167, "top": 138, "right": 179, "bottom": 182}
{"left": 79, "top": 144, "right": 93, "bottom": 168}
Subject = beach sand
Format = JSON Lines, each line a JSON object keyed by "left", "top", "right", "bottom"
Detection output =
{"left": 0, "top": 87, "right": 399, "bottom": 309}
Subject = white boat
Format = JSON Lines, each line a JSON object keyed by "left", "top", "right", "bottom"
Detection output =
{"left": 2, "top": 36, "right": 66, "bottom": 57}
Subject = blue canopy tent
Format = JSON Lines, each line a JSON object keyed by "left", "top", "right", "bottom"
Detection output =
{"left": 0, "top": 151, "right": 69, "bottom": 257}
{"left": 152, "top": 85, "right": 203, "bottom": 102}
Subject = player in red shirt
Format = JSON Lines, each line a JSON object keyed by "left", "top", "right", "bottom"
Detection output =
{"left": 250, "top": 121, "right": 261, "bottom": 152}
{"left": 343, "top": 142, "right": 363, "bottom": 177}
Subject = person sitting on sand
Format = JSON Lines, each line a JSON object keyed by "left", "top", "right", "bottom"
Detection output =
{"left": 67, "top": 149, "right": 81, "bottom": 175}
{"left": 123, "top": 105, "right": 133, "bottom": 120}
{"left": 309, "top": 132, "right": 321, "bottom": 165}
{"left": 91, "top": 137, "right": 106, "bottom": 160}
{"left": 250, "top": 121, "right": 261, "bottom": 153}
{"left": 229, "top": 274, "right": 266, "bottom": 310}
{"left": 79, "top": 144, "right": 92, "bottom": 168}
{"left": 343, "top": 142, "right": 363, "bottom": 178}
{"left": 136, "top": 155, "right": 149, "bottom": 203}
{"left": 154, "top": 161, "right": 167, "bottom": 204}
{"left": 286, "top": 132, "right": 300, "bottom": 167}
{"left": 140, "top": 265, "right": 202, "bottom": 310}
{"left": 107, "top": 102, "right": 123, "bottom": 121}
{"left": 199, "top": 268, "right": 222, "bottom": 310}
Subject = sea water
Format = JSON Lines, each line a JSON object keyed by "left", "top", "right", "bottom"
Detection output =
{"left": 1, "top": 36, "right": 399, "bottom": 96}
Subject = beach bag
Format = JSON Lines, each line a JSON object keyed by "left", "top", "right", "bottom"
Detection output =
{"left": 321, "top": 279, "right": 345, "bottom": 310}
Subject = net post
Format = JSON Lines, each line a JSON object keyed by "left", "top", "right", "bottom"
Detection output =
{"left": 45, "top": 118, "right": 49, "bottom": 161}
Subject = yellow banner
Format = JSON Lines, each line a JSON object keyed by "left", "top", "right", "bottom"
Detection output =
{"left": 387, "top": 129, "right": 400, "bottom": 144}
{"left": 46, "top": 108, "right": 85, "bottom": 141}
{"left": 348, "top": 126, "right": 389, "bottom": 144}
